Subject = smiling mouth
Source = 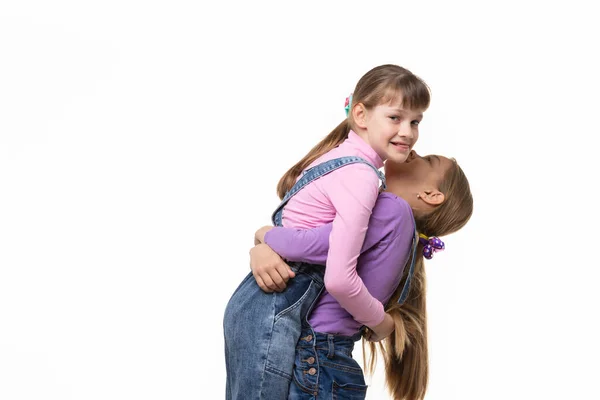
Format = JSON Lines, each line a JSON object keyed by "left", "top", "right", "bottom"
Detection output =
{"left": 391, "top": 142, "right": 409, "bottom": 151}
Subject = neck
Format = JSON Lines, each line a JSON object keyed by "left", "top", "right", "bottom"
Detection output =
{"left": 352, "top": 127, "right": 370, "bottom": 146}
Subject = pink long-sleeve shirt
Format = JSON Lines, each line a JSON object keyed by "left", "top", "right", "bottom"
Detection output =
{"left": 279, "top": 130, "right": 386, "bottom": 327}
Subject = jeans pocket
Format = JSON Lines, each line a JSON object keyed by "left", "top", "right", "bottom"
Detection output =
{"left": 324, "top": 351, "right": 367, "bottom": 400}
{"left": 265, "top": 274, "right": 323, "bottom": 381}
{"left": 331, "top": 381, "right": 368, "bottom": 400}
{"left": 273, "top": 273, "right": 320, "bottom": 321}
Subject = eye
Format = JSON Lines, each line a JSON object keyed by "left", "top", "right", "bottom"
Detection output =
{"left": 411, "top": 120, "right": 420, "bottom": 126}
{"left": 389, "top": 116, "right": 400, "bottom": 121}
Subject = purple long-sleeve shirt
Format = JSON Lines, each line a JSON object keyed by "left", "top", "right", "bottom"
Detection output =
{"left": 264, "top": 192, "right": 415, "bottom": 336}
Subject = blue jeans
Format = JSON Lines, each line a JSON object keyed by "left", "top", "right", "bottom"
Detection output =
{"left": 289, "top": 328, "right": 367, "bottom": 400}
{"left": 224, "top": 263, "right": 325, "bottom": 400}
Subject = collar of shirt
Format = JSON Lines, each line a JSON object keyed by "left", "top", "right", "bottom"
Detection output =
{"left": 345, "top": 130, "right": 384, "bottom": 169}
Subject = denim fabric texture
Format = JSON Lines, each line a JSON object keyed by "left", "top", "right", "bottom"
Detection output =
{"left": 288, "top": 328, "right": 367, "bottom": 400}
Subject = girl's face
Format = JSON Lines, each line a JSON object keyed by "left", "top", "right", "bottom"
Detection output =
{"left": 353, "top": 98, "right": 423, "bottom": 163}
{"left": 384, "top": 150, "right": 454, "bottom": 212}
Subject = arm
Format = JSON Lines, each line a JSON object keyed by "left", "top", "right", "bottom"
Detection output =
{"left": 248, "top": 224, "right": 332, "bottom": 293}
{"left": 255, "top": 224, "right": 333, "bottom": 265}
{"left": 249, "top": 224, "right": 331, "bottom": 293}
{"left": 354, "top": 198, "right": 415, "bottom": 341}
{"left": 322, "top": 164, "right": 387, "bottom": 329}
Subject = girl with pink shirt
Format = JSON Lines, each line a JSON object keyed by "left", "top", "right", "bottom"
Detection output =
{"left": 224, "top": 64, "right": 431, "bottom": 399}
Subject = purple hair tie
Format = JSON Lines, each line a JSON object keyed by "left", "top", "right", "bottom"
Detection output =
{"left": 419, "top": 233, "right": 445, "bottom": 260}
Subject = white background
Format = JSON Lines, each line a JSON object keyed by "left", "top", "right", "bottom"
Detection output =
{"left": 1, "top": 1, "right": 599, "bottom": 399}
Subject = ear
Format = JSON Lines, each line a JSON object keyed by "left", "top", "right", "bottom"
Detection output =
{"left": 351, "top": 103, "right": 368, "bottom": 129}
{"left": 417, "top": 189, "right": 445, "bottom": 206}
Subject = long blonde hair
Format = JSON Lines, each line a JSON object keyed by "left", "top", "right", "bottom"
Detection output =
{"left": 276, "top": 64, "right": 430, "bottom": 199}
{"left": 364, "top": 160, "right": 473, "bottom": 400}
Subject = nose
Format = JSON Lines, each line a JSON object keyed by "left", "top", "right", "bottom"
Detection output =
{"left": 407, "top": 150, "right": 418, "bottom": 162}
{"left": 398, "top": 121, "right": 415, "bottom": 140}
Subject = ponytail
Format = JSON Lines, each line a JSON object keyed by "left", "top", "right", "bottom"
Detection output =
{"left": 276, "top": 119, "right": 350, "bottom": 199}
{"left": 364, "top": 251, "right": 428, "bottom": 400}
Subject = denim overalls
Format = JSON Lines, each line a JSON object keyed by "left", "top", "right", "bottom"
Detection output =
{"left": 223, "top": 156, "right": 387, "bottom": 400}
{"left": 289, "top": 329, "right": 367, "bottom": 399}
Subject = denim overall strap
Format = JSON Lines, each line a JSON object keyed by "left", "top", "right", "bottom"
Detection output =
{"left": 397, "top": 225, "right": 418, "bottom": 305}
{"left": 271, "top": 156, "right": 386, "bottom": 227}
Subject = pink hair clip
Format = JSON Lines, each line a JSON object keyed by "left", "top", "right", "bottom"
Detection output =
{"left": 344, "top": 93, "right": 353, "bottom": 116}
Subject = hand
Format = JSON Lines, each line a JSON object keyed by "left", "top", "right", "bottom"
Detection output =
{"left": 249, "top": 243, "right": 296, "bottom": 293}
{"left": 365, "top": 313, "right": 395, "bottom": 342}
{"left": 254, "top": 225, "right": 273, "bottom": 245}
